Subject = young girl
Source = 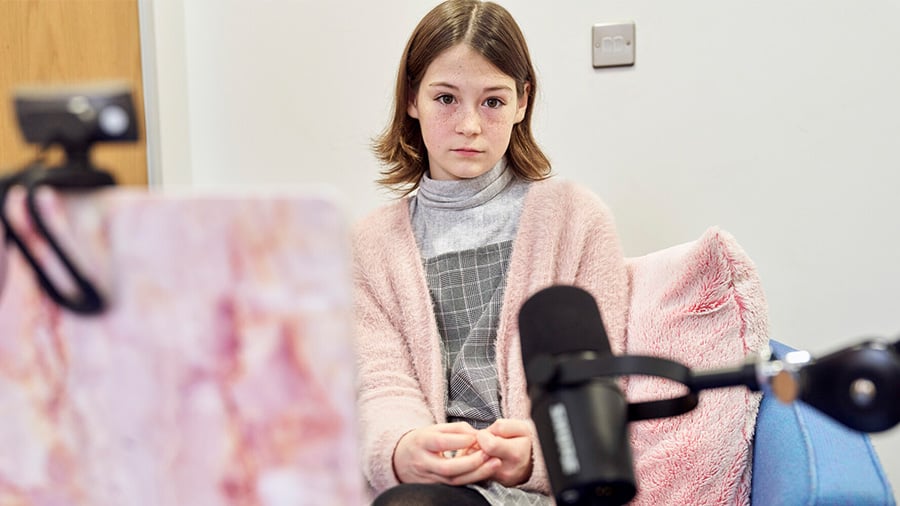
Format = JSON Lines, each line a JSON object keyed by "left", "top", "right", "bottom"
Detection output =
{"left": 353, "top": 1, "right": 631, "bottom": 504}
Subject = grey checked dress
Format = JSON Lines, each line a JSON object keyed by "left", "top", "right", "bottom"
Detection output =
{"left": 411, "top": 161, "right": 552, "bottom": 506}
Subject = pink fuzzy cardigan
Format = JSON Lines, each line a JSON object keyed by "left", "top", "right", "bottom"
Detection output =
{"left": 353, "top": 177, "right": 766, "bottom": 504}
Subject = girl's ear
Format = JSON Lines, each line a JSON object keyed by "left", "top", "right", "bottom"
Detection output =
{"left": 407, "top": 89, "right": 420, "bottom": 119}
{"left": 514, "top": 82, "right": 530, "bottom": 124}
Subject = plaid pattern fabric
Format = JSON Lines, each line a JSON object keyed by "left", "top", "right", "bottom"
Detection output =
{"left": 424, "top": 240, "right": 552, "bottom": 506}
{"left": 425, "top": 241, "right": 510, "bottom": 429}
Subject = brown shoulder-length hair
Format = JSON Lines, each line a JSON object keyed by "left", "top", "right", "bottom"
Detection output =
{"left": 373, "top": 0, "right": 551, "bottom": 195}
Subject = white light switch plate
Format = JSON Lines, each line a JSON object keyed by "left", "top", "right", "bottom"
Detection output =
{"left": 592, "top": 22, "right": 635, "bottom": 68}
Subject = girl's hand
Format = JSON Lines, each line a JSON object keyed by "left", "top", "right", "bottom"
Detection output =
{"left": 393, "top": 422, "right": 501, "bottom": 485}
{"left": 475, "top": 418, "right": 534, "bottom": 487}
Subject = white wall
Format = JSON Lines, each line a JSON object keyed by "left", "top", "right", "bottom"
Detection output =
{"left": 144, "top": 0, "right": 900, "bottom": 497}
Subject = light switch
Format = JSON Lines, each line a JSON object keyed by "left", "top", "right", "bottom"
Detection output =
{"left": 592, "top": 22, "right": 635, "bottom": 68}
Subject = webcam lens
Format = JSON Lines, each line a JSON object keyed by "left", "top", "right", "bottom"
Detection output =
{"left": 99, "top": 105, "right": 130, "bottom": 136}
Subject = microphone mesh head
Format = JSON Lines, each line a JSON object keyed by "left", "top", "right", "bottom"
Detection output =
{"left": 518, "top": 285, "right": 611, "bottom": 365}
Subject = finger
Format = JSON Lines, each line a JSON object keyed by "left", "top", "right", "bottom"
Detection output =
{"left": 427, "top": 449, "right": 491, "bottom": 478}
{"left": 476, "top": 430, "right": 528, "bottom": 461}
{"left": 486, "top": 418, "right": 531, "bottom": 438}
{"left": 422, "top": 432, "right": 477, "bottom": 453}
{"left": 455, "top": 440, "right": 481, "bottom": 457}
{"left": 476, "top": 430, "right": 503, "bottom": 457}
{"left": 434, "top": 422, "right": 479, "bottom": 434}
{"left": 425, "top": 451, "right": 498, "bottom": 485}
{"left": 441, "top": 458, "right": 501, "bottom": 486}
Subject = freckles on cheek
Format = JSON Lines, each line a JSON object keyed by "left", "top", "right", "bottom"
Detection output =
{"left": 425, "top": 116, "right": 453, "bottom": 133}
{"left": 483, "top": 111, "right": 514, "bottom": 127}
{"left": 420, "top": 117, "right": 452, "bottom": 147}
{"left": 485, "top": 117, "right": 516, "bottom": 141}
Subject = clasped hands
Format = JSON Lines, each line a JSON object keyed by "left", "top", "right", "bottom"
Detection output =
{"left": 393, "top": 419, "right": 533, "bottom": 487}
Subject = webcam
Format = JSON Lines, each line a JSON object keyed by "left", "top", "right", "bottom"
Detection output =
{"left": 14, "top": 81, "right": 138, "bottom": 168}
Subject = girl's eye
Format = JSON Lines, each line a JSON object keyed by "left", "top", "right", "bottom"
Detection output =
{"left": 437, "top": 95, "right": 455, "bottom": 105}
{"left": 484, "top": 98, "right": 504, "bottom": 109}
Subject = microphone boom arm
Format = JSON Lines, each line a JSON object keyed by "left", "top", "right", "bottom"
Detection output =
{"left": 690, "top": 337, "right": 900, "bottom": 433}
{"left": 535, "top": 336, "right": 900, "bottom": 434}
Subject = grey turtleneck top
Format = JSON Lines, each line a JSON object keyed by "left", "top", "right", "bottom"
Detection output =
{"left": 410, "top": 160, "right": 530, "bottom": 259}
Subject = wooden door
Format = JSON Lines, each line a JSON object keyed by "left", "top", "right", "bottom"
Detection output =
{"left": 0, "top": 0, "right": 147, "bottom": 185}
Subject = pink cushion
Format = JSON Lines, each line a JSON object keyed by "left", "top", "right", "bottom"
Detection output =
{"left": 623, "top": 227, "right": 769, "bottom": 505}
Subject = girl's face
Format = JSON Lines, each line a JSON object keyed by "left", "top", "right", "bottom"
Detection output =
{"left": 408, "top": 43, "right": 528, "bottom": 181}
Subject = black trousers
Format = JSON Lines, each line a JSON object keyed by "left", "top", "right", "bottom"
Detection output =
{"left": 373, "top": 483, "right": 490, "bottom": 506}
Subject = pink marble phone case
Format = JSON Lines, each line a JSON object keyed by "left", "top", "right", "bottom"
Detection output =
{"left": 0, "top": 187, "right": 363, "bottom": 505}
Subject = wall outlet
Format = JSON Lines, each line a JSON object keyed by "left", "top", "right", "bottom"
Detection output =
{"left": 592, "top": 22, "right": 635, "bottom": 68}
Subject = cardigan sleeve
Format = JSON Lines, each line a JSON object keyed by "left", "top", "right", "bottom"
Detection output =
{"left": 352, "top": 213, "right": 437, "bottom": 493}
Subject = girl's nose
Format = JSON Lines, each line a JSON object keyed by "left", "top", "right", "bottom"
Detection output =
{"left": 455, "top": 107, "right": 482, "bottom": 136}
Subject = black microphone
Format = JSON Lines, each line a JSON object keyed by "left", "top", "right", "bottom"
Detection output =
{"left": 519, "top": 285, "right": 636, "bottom": 506}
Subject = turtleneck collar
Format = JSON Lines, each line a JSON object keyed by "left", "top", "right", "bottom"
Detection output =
{"left": 416, "top": 160, "right": 512, "bottom": 210}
